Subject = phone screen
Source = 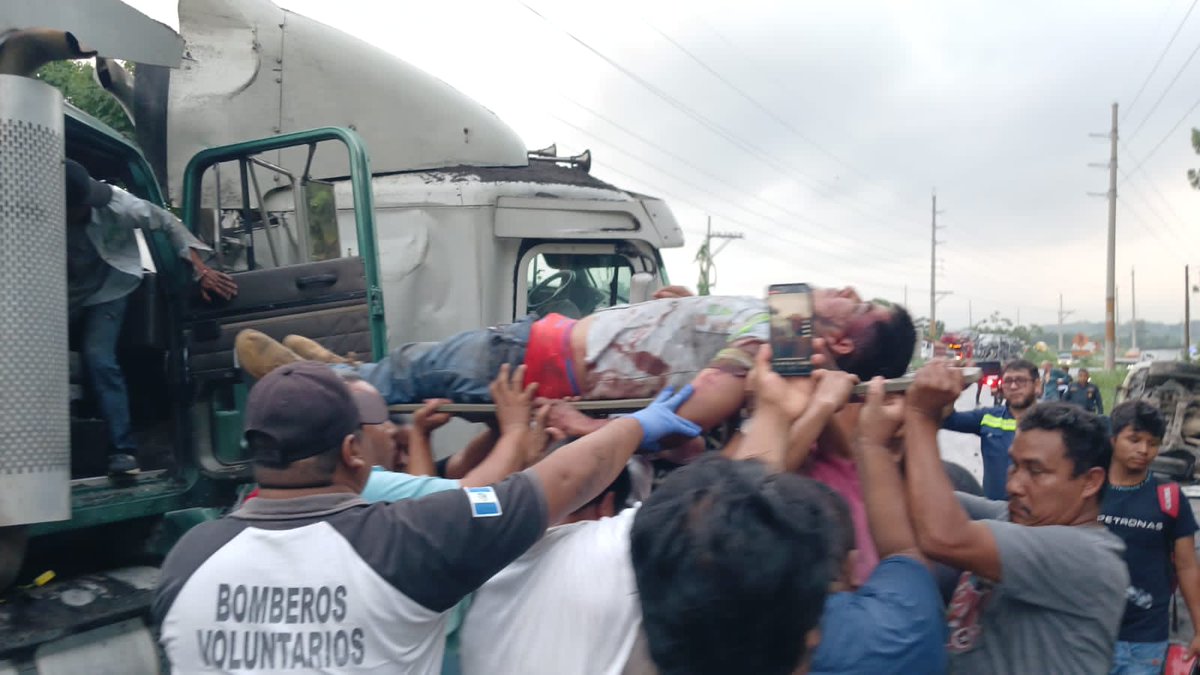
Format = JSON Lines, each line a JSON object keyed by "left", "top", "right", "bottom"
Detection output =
{"left": 767, "top": 283, "right": 813, "bottom": 376}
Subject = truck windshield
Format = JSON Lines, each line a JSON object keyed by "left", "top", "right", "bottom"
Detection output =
{"left": 527, "top": 253, "right": 633, "bottom": 318}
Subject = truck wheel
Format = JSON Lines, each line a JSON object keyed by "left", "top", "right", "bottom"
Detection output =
{"left": 0, "top": 525, "right": 28, "bottom": 591}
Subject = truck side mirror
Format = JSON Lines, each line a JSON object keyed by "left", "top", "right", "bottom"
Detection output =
{"left": 629, "top": 272, "right": 655, "bottom": 304}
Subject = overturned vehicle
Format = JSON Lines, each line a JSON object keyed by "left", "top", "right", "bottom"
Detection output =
{"left": 1116, "top": 361, "right": 1200, "bottom": 482}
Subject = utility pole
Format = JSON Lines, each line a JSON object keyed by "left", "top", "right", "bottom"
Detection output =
{"left": 968, "top": 300, "right": 973, "bottom": 329}
{"left": 1058, "top": 293, "right": 1075, "bottom": 352}
{"left": 1186, "top": 265, "right": 1192, "bottom": 362}
{"left": 1088, "top": 103, "right": 1119, "bottom": 369}
{"left": 1131, "top": 267, "right": 1138, "bottom": 350}
{"left": 1105, "top": 103, "right": 1119, "bottom": 369}
{"left": 694, "top": 216, "right": 743, "bottom": 296}
{"left": 929, "top": 191, "right": 951, "bottom": 339}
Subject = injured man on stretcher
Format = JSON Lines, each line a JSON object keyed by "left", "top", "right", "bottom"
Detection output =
{"left": 235, "top": 289, "right": 915, "bottom": 438}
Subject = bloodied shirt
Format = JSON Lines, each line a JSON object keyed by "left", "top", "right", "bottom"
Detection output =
{"left": 582, "top": 296, "right": 768, "bottom": 399}
{"left": 945, "top": 493, "right": 1128, "bottom": 674}
{"left": 153, "top": 472, "right": 547, "bottom": 674}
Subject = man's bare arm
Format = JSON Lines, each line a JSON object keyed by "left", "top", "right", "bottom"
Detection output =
{"left": 442, "top": 430, "right": 497, "bottom": 479}
{"left": 726, "top": 346, "right": 811, "bottom": 470}
{"left": 405, "top": 399, "right": 452, "bottom": 476}
{"left": 531, "top": 387, "right": 699, "bottom": 524}
{"left": 781, "top": 373, "right": 857, "bottom": 472}
{"left": 856, "top": 379, "right": 921, "bottom": 560}
{"left": 460, "top": 365, "right": 537, "bottom": 488}
{"left": 904, "top": 363, "right": 1001, "bottom": 580}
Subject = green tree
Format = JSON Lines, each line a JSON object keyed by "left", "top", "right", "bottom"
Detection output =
{"left": 35, "top": 60, "right": 134, "bottom": 140}
{"left": 1189, "top": 128, "right": 1200, "bottom": 190}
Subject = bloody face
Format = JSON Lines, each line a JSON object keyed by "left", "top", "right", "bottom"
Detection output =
{"left": 811, "top": 286, "right": 894, "bottom": 340}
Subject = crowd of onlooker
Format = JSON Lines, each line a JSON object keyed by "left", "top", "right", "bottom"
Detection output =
{"left": 150, "top": 290, "right": 1200, "bottom": 675}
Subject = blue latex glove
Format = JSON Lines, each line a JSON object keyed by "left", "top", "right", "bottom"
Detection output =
{"left": 628, "top": 385, "right": 702, "bottom": 452}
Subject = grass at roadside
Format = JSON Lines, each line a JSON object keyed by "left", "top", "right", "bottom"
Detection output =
{"left": 1088, "top": 368, "right": 1127, "bottom": 412}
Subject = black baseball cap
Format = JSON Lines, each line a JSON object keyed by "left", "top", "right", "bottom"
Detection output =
{"left": 65, "top": 159, "right": 113, "bottom": 208}
{"left": 244, "top": 361, "right": 360, "bottom": 465}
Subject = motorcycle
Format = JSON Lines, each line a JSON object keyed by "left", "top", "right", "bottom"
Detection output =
{"left": 986, "top": 374, "right": 1005, "bottom": 407}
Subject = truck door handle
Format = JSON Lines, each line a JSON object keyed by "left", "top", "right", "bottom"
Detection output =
{"left": 295, "top": 273, "right": 337, "bottom": 290}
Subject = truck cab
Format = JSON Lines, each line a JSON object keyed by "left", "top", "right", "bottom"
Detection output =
{"left": 0, "top": 0, "right": 683, "bottom": 668}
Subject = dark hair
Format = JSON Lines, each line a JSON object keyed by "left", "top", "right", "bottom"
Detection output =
{"left": 1003, "top": 358, "right": 1039, "bottom": 381}
{"left": 943, "top": 460, "right": 984, "bottom": 496}
{"left": 1018, "top": 402, "right": 1112, "bottom": 495}
{"left": 630, "top": 456, "right": 834, "bottom": 675}
{"left": 839, "top": 305, "right": 916, "bottom": 379}
{"left": 1110, "top": 399, "right": 1166, "bottom": 440}
{"left": 582, "top": 466, "right": 633, "bottom": 512}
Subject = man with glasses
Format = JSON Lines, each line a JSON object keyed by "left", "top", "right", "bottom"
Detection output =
{"left": 942, "top": 359, "right": 1042, "bottom": 499}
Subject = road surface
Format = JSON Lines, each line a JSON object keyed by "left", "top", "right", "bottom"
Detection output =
{"left": 937, "top": 383, "right": 993, "bottom": 487}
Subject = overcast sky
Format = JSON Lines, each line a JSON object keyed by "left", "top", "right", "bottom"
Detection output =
{"left": 129, "top": 0, "right": 1200, "bottom": 331}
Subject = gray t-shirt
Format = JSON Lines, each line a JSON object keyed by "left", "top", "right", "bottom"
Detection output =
{"left": 947, "top": 493, "right": 1128, "bottom": 675}
{"left": 945, "top": 492, "right": 1123, "bottom": 667}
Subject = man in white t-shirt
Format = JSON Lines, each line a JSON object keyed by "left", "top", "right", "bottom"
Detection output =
{"left": 458, "top": 469, "right": 634, "bottom": 675}
{"left": 457, "top": 348, "right": 857, "bottom": 675}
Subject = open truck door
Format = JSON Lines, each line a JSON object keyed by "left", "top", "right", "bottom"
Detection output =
{"left": 178, "top": 127, "right": 385, "bottom": 480}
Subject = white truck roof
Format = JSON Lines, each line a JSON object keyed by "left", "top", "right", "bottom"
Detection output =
{"left": 169, "top": 0, "right": 528, "bottom": 203}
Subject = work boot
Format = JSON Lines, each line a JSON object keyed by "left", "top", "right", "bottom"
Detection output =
{"left": 107, "top": 453, "right": 140, "bottom": 476}
{"left": 282, "top": 335, "right": 358, "bottom": 366}
{"left": 235, "top": 329, "right": 301, "bottom": 379}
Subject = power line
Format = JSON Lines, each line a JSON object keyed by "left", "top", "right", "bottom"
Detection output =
{"left": 1126, "top": 35, "right": 1200, "bottom": 143}
{"left": 640, "top": 18, "right": 906, "bottom": 223}
{"left": 1116, "top": 197, "right": 1189, "bottom": 263}
{"left": 1123, "top": 0, "right": 1200, "bottom": 121}
{"left": 516, "top": 1, "right": 920, "bottom": 238}
{"left": 556, "top": 94, "right": 921, "bottom": 258}
{"left": 548, "top": 110, "right": 924, "bottom": 263}
{"left": 1117, "top": 144, "right": 1200, "bottom": 248}
{"left": 1125, "top": 91, "right": 1200, "bottom": 176}
{"left": 588, "top": 160, "right": 924, "bottom": 293}
{"left": 1122, "top": 174, "right": 1196, "bottom": 249}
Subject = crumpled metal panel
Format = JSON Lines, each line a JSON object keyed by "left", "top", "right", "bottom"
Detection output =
{"left": 0, "top": 76, "right": 69, "bottom": 526}
{"left": 168, "top": 0, "right": 529, "bottom": 207}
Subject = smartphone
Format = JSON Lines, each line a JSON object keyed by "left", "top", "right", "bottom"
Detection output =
{"left": 767, "top": 283, "right": 813, "bottom": 377}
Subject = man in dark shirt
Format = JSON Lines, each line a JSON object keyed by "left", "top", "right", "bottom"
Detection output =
{"left": 65, "top": 160, "right": 236, "bottom": 474}
{"left": 1064, "top": 368, "right": 1104, "bottom": 414}
{"left": 942, "top": 359, "right": 1040, "bottom": 499}
{"left": 1100, "top": 400, "right": 1200, "bottom": 674}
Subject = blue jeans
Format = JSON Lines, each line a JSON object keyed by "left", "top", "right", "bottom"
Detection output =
{"left": 1109, "top": 640, "right": 1168, "bottom": 675}
{"left": 346, "top": 315, "right": 536, "bottom": 403}
{"left": 73, "top": 296, "right": 135, "bottom": 452}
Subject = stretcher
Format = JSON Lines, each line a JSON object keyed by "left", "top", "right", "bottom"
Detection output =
{"left": 386, "top": 367, "right": 982, "bottom": 422}
{"left": 388, "top": 398, "right": 655, "bottom": 423}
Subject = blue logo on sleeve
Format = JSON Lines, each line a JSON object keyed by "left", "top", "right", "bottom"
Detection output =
{"left": 465, "top": 486, "right": 503, "bottom": 518}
